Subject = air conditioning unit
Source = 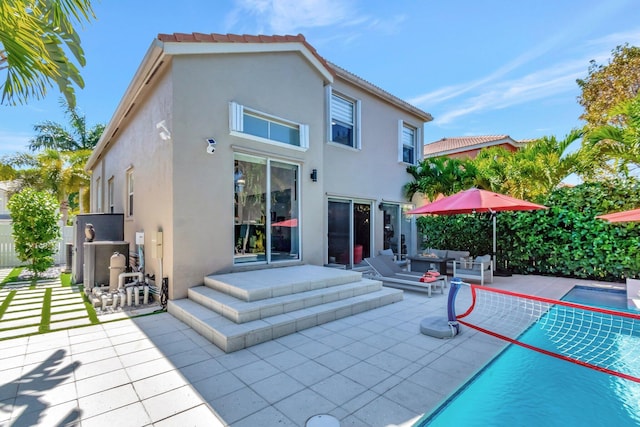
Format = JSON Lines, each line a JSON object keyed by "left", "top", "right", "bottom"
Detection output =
{"left": 72, "top": 213, "right": 124, "bottom": 284}
{"left": 83, "top": 241, "right": 129, "bottom": 291}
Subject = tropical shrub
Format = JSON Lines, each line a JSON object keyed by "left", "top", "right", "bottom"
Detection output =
{"left": 7, "top": 188, "right": 60, "bottom": 276}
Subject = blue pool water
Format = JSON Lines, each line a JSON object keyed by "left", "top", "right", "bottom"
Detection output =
{"left": 418, "top": 286, "right": 640, "bottom": 427}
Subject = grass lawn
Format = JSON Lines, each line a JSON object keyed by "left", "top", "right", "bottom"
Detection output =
{"left": 0, "top": 265, "right": 160, "bottom": 340}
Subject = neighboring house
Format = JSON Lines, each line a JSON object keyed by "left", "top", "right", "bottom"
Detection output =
{"left": 85, "top": 33, "right": 432, "bottom": 300}
{"left": 423, "top": 135, "right": 527, "bottom": 159}
{"left": 0, "top": 181, "right": 19, "bottom": 221}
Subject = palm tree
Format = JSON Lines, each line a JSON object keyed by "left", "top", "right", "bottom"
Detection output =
{"left": 404, "top": 157, "right": 478, "bottom": 201}
{"left": 584, "top": 93, "right": 640, "bottom": 177}
{"left": 2, "top": 149, "right": 90, "bottom": 224}
{"left": 507, "top": 130, "right": 583, "bottom": 200}
{"left": 0, "top": 0, "right": 96, "bottom": 107}
{"left": 28, "top": 98, "right": 105, "bottom": 151}
{"left": 472, "top": 130, "right": 583, "bottom": 201}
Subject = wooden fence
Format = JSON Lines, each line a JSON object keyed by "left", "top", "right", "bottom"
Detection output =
{"left": 0, "top": 223, "right": 74, "bottom": 268}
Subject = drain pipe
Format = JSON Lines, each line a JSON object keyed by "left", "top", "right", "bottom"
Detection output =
{"left": 134, "top": 284, "right": 140, "bottom": 305}
{"left": 126, "top": 286, "right": 133, "bottom": 306}
{"left": 117, "top": 272, "right": 143, "bottom": 307}
{"left": 118, "top": 272, "right": 144, "bottom": 290}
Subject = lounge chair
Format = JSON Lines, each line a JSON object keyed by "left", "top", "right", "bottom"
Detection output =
{"left": 378, "top": 249, "right": 409, "bottom": 269}
{"left": 365, "top": 256, "right": 446, "bottom": 297}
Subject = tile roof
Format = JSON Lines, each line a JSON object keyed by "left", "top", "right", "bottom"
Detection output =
{"left": 157, "top": 32, "right": 334, "bottom": 78}
{"left": 423, "top": 135, "right": 517, "bottom": 156}
{"left": 328, "top": 61, "right": 432, "bottom": 122}
{"left": 156, "top": 33, "right": 432, "bottom": 122}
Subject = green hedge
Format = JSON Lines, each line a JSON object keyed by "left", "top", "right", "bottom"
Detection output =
{"left": 417, "top": 179, "right": 640, "bottom": 282}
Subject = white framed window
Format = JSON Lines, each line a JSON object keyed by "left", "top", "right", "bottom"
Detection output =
{"left": 398, "top": 121, "right": 419, "bottom": 164}
{"left": 107, "top": 177, "right": 114, "bottom": 213}
{"left": 229, "top": 102, "right": 309, "bottom": 149}
{"left": 329, "top": 89, "right": 361, "bottom": 149}
{"left": 95, "top": 177, "right": 102, "bottom": 213}
{"left": 126, "top": 169, "right": 134, "bottom": 217}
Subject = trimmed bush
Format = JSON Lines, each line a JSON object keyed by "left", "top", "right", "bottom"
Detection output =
{"left": 7, "top": 189, "right": 60, "bottom": 277}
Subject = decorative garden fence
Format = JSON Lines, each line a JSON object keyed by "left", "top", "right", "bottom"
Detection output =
{"left": 0, "top": 223, "right": 74, "bottom": 268}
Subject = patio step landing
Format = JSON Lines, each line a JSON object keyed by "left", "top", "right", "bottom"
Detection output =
{"left": 167, "top": 265, "right": 403, "bottom": 352}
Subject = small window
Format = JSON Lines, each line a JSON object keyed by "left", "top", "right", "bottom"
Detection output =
{"left": 108, "top": 177, "right": 114, "bottom": 214}
{"left": 230, "top": 102, "right": 308, "bottom": 149}
{"left": 399, "top": 122, "right": 418, "bottom": 164}
{"left": 330, "top": 91, "right": 360, "bottom": 149}
{"left": 126, "top": 169, "right": 134, "bottom": 217}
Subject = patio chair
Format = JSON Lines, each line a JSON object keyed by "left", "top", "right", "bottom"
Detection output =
{"left": 378, "top": 249, "right": 409, "bottom": 270}
{"left": 452, "top": 254, "right": 493, "bottom": 286}
{"left": 365, "top": 256, "right": 446, "bottom": 297}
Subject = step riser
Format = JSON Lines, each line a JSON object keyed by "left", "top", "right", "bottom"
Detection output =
{"left": 203, "top": 267, "right": 362, "bottom": 302}
{"left": 188, "top": 280, "right": 382, "bottom": 323}
{"left": 169, "top": 289, "right": 403, "bottom": 353}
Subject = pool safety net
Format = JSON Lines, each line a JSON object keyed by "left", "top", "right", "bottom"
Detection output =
{"left": 450, "top": 281, "right": 640, "bottom": 383}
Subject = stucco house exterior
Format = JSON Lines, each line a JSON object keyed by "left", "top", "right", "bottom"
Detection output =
{"left": 85, "top": 33, "right": 433, "bottom": 301}
{"left": 423, "top": 135, "right": 527, "bottom": 159}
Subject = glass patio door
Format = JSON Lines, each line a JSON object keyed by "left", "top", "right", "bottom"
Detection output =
{"left": 327, "top": 199, "right": 371, "bottom": 268}
{"left": 234, "top": 153, "right": 299, "bottom": 264}
{"left": 380, "top": 203, "right": 414, "bottom": 260}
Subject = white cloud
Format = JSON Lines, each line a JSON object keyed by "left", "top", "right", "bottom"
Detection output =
{"left": 585, "top": 28, "right": 640, "bottom": 49}
{"left": 231, "top": 0, "right": 357, "bottom": 34}
{"left": 433, "top": 64, "right": 585, "bottom": 126}
{"left": 418, "top": 27, "right": 640, "bottom": 127}
{"left": 0, "top": 131, "right": 30, "bottom": 156}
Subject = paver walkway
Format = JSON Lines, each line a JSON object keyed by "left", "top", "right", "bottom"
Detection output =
{"left": 0, "top": 268, "right": 619, "bottom": 426}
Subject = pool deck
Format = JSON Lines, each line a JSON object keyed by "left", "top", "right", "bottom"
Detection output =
{"left": 0, "top": 271, "right": 616, "bottom": 426}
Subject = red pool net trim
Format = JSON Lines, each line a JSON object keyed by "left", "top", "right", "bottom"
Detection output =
{"left": 456, "top": 284, "right": 640, "bottom": 383}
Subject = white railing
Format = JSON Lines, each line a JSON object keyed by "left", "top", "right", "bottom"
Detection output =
{"left": 0, "top": 223, "right": 74, "bottom": 268}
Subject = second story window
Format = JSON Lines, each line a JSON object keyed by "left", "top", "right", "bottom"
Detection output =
{"left": 230, "top": 102, "right": 309, "bottom": 149}
{"left": 330, "top": 92, "right": 360, "bottom": 149}
{"left": 400, "top": 122, "right": 418, "bottom": 164}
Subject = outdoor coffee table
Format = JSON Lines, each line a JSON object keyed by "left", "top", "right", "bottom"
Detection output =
{"left": 408, "top": 255, "right": 453, "bottom": 275}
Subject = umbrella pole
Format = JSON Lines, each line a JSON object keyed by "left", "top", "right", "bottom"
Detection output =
{"left": 492, "top": 213, "right": 496, "bottom": 270}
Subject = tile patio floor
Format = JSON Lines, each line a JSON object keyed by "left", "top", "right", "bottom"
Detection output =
{"left": 0, "top": 269, "right": 615, "bottom": 426}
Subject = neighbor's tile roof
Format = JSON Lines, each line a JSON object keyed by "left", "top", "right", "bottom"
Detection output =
{"left": 423, "top": 135, "right": 513, "bottom": 156}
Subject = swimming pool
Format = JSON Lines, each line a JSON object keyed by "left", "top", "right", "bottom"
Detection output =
{"left": 417, "top": 286, "right": 640, "bottom": 426}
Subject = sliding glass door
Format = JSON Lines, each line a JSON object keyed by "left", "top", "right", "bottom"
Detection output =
{"left": 327, "top": 199, "right": 371, "bottom": 268}
{"left": 234, "top": 153, "right": 299, "bottom": 264}
{"left": 380, "top": 203, "right": 414, "bottom": 260}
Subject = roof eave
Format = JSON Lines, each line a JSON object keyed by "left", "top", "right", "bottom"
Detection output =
{"left": 162, "top": 40, "right": 334, "bottom": 83}
{"left": 328, "top": 61, "right": 433, "bottom": 123}
{"left": 86, "top": 40, "right": 166, "bottom": 171}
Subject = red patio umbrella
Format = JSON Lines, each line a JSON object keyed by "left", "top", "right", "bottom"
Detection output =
{"left": 596, "top": 208, "right": 640, "bottom": 223}
{"left": 272, "top": 218, "right": 298, "bottom": 227}
{"left": 406, "top": 188, "right": 547, "bottom": 271}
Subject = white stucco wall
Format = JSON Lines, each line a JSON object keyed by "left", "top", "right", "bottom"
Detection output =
{"left": 91, "top": 44, "right": 428, "bottom": 300}
{"left": 91, "top": 67, "right": 174, "bottom": 292}
{"left": 324, "top": 77, "right": 425, "bottom": 258}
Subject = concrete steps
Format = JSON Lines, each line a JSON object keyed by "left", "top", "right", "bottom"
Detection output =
{"left": 168, "top": 265, "right": 403, "bottom": 353}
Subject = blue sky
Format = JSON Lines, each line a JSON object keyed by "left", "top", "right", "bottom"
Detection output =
{"left": 2, "top": 0, "right": 640, "bottom": 156}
